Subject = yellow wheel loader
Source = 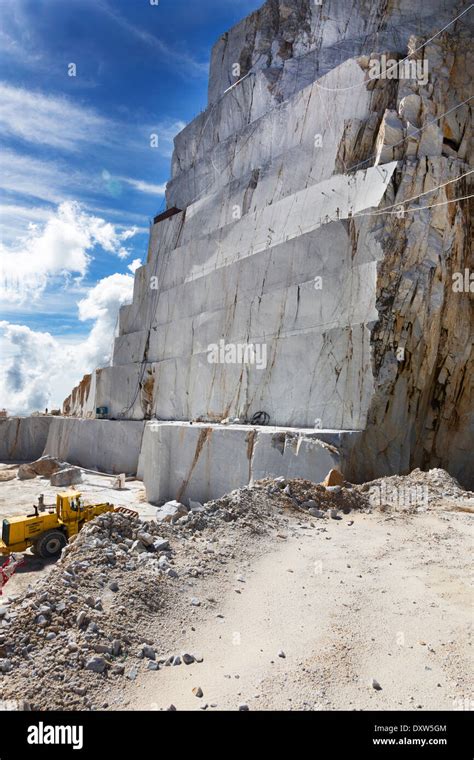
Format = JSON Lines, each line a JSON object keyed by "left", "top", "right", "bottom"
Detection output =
{"left": 0, "top": 491, "right": 137, "bottom": 560}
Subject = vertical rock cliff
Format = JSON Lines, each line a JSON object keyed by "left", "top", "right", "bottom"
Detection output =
{"left": 63, "top": 0, "right": 473, "bottom": 488}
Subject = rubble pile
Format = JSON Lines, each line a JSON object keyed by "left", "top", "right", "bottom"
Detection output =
{"left": 159, "top": 472, "right": 369, "bottom": 537}
{"left": 356, "top": 468, "right": 474, "bottom": 512}
{"left": 0, "top": 512, "right": 174, "bottom": 710}
{"left": 257, "top": 477, "right": 370, "bottom": 516}
{"left": 0, "top": 466, "right": 16, "bottom": 483}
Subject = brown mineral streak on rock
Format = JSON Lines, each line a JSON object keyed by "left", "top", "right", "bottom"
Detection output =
{"left": 63, "top": 373, "right": 92, "bottom": 417}
{"left": 246, "top": 428, "right": 257, "bottom": 481}
{"left": 176, "top": 427, "right": 213, "bottom": 502}
{"left": 8, "top": 418, "right": 21, "bottom": 459}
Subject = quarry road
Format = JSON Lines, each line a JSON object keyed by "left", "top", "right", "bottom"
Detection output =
{"left": 121, "top": 510, "right": 473, "bottom": 711}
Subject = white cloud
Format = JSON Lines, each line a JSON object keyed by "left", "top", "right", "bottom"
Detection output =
{"left": 0, "top": 150, "right": 73, "bottom": 204}
{"left": 86, "top": 205, "right": 149, "bottom": 226}
{"left": 0, "top": 271, "right": 136, "bottom": 413}
{"left": 0, "top": 3, "right": 47, "bottom": 71}
{"left": 128, "top": 258, "right": 142, "bottom": 273}
{"left": 0, "top": 82, "right": 186, "bottom": 162}
{"left": 121, "top": 177, "right": 167, "bottom": 196}
{"left": 0, "top": 202, "right": 56, "bottom": 244}
{"left": 76, "top": 273, "right": 135, "bottom": 370}
{"left": 0, "top": 131, "right": 180, "bottom": 229}
{"left": 0, "top": 82, "right": 108, "bottom": 151}
{"left": 0, "top": 85, "right": 185, "bottom": 225}
{"left": 0, "top": 201, "right": 137, "bottom": 303}
{"left": 0, "top": 199, "right": 147, "bottom": 250}
{"left": 0, "top": 321, "right": 66, "bottom": 414}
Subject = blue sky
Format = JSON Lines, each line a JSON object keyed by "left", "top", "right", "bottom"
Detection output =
{"left": 0, "top": 0, "right": 262, "bottom": 412}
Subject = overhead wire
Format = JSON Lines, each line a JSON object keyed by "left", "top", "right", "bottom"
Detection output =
{"left": 313, "top": 5, "right": 474, "bottom": 92}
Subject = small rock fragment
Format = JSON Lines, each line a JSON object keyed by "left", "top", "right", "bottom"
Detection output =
{"left": 141, "top": 644, "right": 156, "bottom": 660}
{"left": 322, "top": 468, "right": 344, "bottom": 487}
{"left": 85, "top": 656, "right": 107, "bottom": 674}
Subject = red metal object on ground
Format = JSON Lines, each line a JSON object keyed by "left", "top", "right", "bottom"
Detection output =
{"left": 0, "top": 554, "right": 25, "bottom": 594}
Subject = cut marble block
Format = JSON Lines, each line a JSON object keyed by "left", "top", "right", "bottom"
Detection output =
{"left": 138, "top": 421, "right": 359, "bottom": 504}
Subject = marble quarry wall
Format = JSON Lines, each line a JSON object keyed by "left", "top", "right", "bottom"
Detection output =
{"left": 0, "top": 417, "right": 53, "bottom": 463}
{"left": 57, "top": 0, "right": 472, "bottom": 495}
{"left": 0, "top": 417, "right": 144, "bottom": 475}
{"left": 42, "top": 418, "right": 145, "bottom": 475}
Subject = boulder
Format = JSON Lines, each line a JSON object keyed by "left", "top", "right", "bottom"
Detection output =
{"left": 50, "top": 467, "right": 82, "bottom": 486}
{"left": 18, "top": 464, "right": 36, "bottom": 480}
{"left": 156, "top": 500, "right": 188, "bottom": 523}
{"left": 30, "top": 456, "right": 60, "bottom": 477}
{"left": 308, "top": 508, "right": 326, "bottom": 518}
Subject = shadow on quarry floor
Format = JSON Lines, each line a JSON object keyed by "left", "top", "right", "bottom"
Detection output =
{"left": 13, "top": 553, "right": 55, "bottom": 575}
{"left": 2, "top": 552, "right": 57, "bottom": 599}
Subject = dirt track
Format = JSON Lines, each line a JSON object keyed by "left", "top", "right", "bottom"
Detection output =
{"left": 115, "top": 508, "right": 473, "bottom": 711}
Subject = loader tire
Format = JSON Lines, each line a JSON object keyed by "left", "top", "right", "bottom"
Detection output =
{"left": 34, "top": 530, "right": 67, "bottom": 559}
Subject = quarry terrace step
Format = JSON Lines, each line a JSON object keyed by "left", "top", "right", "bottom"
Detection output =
{"left": 0, "top": 417, "right": 360, "bottom": 504}
{"left": 137, "top": 420, "right": 360, "bottom": 505}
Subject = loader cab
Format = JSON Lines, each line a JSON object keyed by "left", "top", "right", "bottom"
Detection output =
{"left": 56, "top": 491, "right": 83, "bottom": 520}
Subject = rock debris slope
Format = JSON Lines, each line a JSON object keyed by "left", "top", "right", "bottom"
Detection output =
{"left": 62, "top": 0, "right": 472, "bottom": 489}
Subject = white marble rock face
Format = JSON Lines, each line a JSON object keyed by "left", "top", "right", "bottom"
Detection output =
{"left": 63, "top": 0, "right": 473, "bottom": 490}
